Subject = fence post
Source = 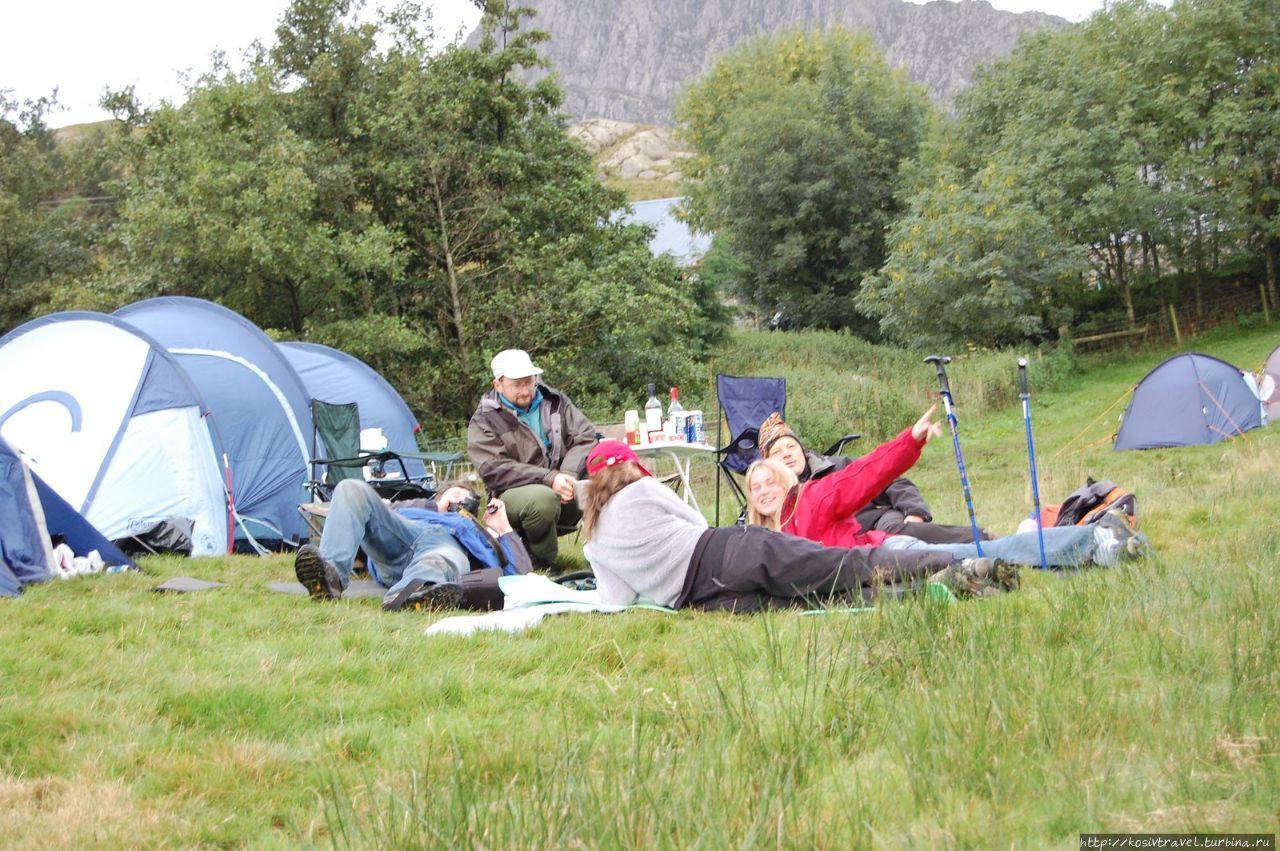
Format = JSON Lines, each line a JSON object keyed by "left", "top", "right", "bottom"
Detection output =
{"left": 1169, "top": 304, "right": 1182, "bottom": 347}
{"left": 1262, "top": 283, "right": 1271, "bottom": 325}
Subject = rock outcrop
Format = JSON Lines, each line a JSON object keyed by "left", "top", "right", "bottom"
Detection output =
{"left": 570, "top": 120, "right": 691, "bottom": 182}
{"left": 473, "top": 0, "right": 1069, "bottom": 125}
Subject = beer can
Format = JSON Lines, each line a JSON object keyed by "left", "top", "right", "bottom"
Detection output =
{"left": 671, "top": 412, "right": 689, "bottom": 442}
{"left": 685, "top": 410, "right": 704, "bottom": 444}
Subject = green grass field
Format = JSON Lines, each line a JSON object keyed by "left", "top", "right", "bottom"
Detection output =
{"left": 3, "top": 325, "right": 1278, "bottom": 848}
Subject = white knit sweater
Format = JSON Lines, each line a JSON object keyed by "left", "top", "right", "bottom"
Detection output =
{"left": 582, "top": 477, "right": 707, "bottom": 606}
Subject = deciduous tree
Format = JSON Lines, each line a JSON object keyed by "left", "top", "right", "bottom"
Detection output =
{"left": 859, "top": 153, "right": 1084, "bottom": 347}
{"left": 0, "top": 95, "right": 103, "bottom": 331}
{"left": 106, "top": 0, "right": 720, "bottom": 425}
{"left": 676, "top": 29, "right": 933, "bottom": 332}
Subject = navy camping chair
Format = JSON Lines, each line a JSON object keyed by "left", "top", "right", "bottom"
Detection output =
{"left": 714, "top": 374, "right": 787, "bottom": 525}
{"left": 713, "top": 374, "right": 862, "bottom": 525}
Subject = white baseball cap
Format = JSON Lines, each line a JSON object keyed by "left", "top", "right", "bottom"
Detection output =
{"left": 491, "top": 349, "right": 543, "bottom": 380}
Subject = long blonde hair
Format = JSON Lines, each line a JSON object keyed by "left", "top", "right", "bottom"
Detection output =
{"left": 744, "top": 458, "right": 799, "bottom": 531}
{"left": 581, "top": 462, "right": 647, "bottom": 540}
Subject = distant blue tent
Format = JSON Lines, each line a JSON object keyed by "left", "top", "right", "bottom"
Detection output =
{"left": 1114, "top": 352, "right": 1265, "bottom": 450}
{"left": 278, "top": 341, "right": 427, "bottom": 479}
{"left": 116, "top": 298, "right": 313, "bottom": 549}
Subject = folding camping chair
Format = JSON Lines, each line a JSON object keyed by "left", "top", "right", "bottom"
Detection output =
{"left": 714, "top": 374, "right": 787, "bottom": 525}
{"left": 299, "top": 399, "right": 462, "bottom": 537}
{"left": 713, "top": 374, "right": 860, "bottom": 525}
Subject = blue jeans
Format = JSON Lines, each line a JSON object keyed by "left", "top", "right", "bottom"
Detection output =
{"left": 880, "top": 524, "right": 1098, "bottom": 567}
{"left": 320, "top": 480, "right": 470, "bottom": 607}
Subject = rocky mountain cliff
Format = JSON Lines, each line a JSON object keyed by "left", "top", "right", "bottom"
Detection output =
{"left": 477, "top": 0, "right": 1069, "bottom": 125}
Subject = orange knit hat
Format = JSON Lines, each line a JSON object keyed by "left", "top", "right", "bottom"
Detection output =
{"left": 758, "top": 411, "right": 800, "bottom": 456}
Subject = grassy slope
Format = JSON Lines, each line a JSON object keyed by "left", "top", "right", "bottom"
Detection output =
{"left": 2, "top": 327, "right": 1278, "bottom": 847}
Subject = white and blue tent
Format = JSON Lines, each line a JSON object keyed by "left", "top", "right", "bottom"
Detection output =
{"left": 0, "top": 313, "right": 231, "bottom": 555}
{"left": 278, "top": 341, "right": 427, "bottom": 479}
{"left": 116, "top": 297, "right": 313, "bottom": 549}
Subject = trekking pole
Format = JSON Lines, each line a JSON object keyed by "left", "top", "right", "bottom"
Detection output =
{"left": 923, "top": 355, "right": 984, "bottom": 556}
{"left": 1018, "top": 358, "right": 1049, "bottom": 570}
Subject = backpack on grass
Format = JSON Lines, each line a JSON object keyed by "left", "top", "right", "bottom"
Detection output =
{"left": 1041, "top": 478, "right": 1137, "bottom": 528}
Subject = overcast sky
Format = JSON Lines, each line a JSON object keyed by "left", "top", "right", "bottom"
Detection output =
{"left": 3, "top": 0, "right": 1141, "bottom": 129}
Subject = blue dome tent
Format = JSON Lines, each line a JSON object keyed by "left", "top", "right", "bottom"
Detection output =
{"left": 116, "top": 298, "right": 313, "bottom": 549}
{"left": 1114, "top": 352, "right": 1266, "bottom": 450}
{"left": 1, "top": 433, "right": 57, "bottom": 596}
{"left": 278, "top": 341, "right": 427, "bottom": 480}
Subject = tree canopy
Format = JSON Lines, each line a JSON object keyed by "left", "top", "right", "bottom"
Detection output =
{"left": 59, "top": 0, "right": 723, "bottom": 428}
{"left": 675, "top": 29, "right": 933, "bottom": 332}
{"left": 5, "top": 0, "right": 1279, "bottom": 375}
{"left": 0, "top": 95, "right": 109, "bottom": 330}
{"left": 860, "top": 0, "right": 1280, "bottom": 345}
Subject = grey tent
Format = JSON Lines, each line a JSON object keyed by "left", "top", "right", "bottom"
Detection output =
{"left": 1114, "top": 352, "right": 1265, "bottom": 451}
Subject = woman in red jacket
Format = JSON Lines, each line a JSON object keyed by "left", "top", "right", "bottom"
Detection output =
{"left": 757, "top": 411, "right": 991, "bottom": 544}
{"left": 747, "top": 407, "right": 939, "bottom": 548}
{"left": 745, "top": 412, "right": 1149, "bottom": 567}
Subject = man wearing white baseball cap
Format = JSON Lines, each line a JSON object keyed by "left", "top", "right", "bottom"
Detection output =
{"left": 467, "top": 349, "right": 597, "bottom": 568}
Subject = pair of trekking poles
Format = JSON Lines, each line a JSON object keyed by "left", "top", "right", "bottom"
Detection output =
{"left": 924, "top": 355, "right": 1048, "bottom": 571}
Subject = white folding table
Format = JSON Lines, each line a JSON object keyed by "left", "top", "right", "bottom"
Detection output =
{"left": 632, "top": 442, "right": 717, "bottom": 513}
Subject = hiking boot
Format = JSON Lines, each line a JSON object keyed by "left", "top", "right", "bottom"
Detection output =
{"left": 382, "top": 578, "right": 426, "bottom": 611}
{"left": 383, "top": 580, "right": 463, "bottom": 612}
{"left": 294, "top": 544, "right": 345, "bottom": 600}
{"left": 1092, "top": 510, "right": 1150, "bottom": 565}
{"left": 930, "top": 557, "right": 1017, "bottom": 599}
{"left": 987, "top": 558, "right": 1020, "bottom": 592}
{"left": 1125, "top": 531, "right": 1153, "bottom": 560}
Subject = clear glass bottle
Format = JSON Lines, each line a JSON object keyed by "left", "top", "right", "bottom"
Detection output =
{"left": 667, "top": 386, "right": 685, "bottom": 416}
{"left": 644, "top": 383, "right": 663, "bottom": 438}
{"left": 666, "top": 387, "right": 686, "bottom": 439}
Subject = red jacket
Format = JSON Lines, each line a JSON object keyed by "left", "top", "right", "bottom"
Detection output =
{"left": 779, "top": 428, "right": 924, "bottom": 548}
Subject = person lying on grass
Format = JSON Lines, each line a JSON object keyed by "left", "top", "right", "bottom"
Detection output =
{"left": 580, "top": 430, "right": 1018, "bottom": 614}
{"left": 294, "top": 479, "right": 532, "bottom": 611}
{"left": 757, "top": 410, "right": 993, "bottom": 544}
{"left": 745, "top": 410, "right": 1150, "bottom": 568}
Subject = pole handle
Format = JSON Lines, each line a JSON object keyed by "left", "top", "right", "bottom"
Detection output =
{"left": 1018, "top": 357, "right": 1028, "bottom": 396}
{"left": 924, "top": 355, "right": 952, "bottom": 395}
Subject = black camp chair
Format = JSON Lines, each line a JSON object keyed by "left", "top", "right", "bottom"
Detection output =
{"left": 713, "top": 374, "right": 859, "bottom": 525}
{"left": 305, "top": 399, "right": 459, "bottom": 505}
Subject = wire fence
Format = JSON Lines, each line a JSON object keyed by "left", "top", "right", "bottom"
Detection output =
{"left": 1071, "top": 286, "right": 1271, "bottom": 353}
